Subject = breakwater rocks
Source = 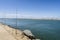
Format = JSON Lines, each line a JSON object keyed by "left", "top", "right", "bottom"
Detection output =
{"left": 0, "top": 24, "right": 40, "bottom": 40}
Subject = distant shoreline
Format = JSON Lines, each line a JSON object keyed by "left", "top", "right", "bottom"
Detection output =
{"left": 0, "top": 18, "right": 60, "bottom": 20}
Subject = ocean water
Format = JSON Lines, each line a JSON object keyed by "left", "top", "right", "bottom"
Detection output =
{"left": 0, "top": 18, "right": 60, "bottom": 40}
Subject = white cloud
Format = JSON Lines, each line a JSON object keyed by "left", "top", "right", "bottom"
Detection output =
{"left": 0, "top": 13, "right": 60, "bottom": 20}
{"left": 0, "top": 13, "right": 16, "bottom": 18}
{"left": 0, "top": 13, "right": 33, "bottom": 18}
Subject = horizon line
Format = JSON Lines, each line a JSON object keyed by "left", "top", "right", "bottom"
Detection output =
{"left": 0, "top": 17, "right": 60, "bottom": 20}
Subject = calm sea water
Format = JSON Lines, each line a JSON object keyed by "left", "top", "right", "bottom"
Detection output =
{"left": 0, "top": 18, "right": 60, "bottom": 40}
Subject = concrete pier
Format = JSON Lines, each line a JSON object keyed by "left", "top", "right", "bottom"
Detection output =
{"left": 0, "top": 24, "right": 30, "bottom": 40}
{"left": 0, "top": 24, "right": 40, "bottom": 40}
{"left": 0, "top": 24, "right": 16, "bottom": 40}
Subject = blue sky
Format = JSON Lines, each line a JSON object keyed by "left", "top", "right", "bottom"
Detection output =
{"left": 0, "top": 0, "right": 60, "bottom": 18}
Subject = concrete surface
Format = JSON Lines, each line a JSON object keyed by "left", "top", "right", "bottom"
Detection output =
{"left": 0, "top": 25, "right": 17, "bottom": 40}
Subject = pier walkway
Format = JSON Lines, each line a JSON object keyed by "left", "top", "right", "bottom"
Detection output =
{"left": 0, "top": 25, "right": 17, "bottom": 40}
{"left": 0, "top": 24, "right": 40, "bottom": 40}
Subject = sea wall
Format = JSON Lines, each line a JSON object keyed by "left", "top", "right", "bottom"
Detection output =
{"left": 0, "top": 24, "right": 30, "bottom": 40}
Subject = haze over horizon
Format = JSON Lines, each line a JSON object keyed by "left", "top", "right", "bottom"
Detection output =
{"left": 0, "top": 0, "right": 60, "bottom": 19}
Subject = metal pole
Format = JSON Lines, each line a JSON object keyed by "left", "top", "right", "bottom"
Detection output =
{"left": 16, "top": 8, "right": 17, "bottom": 35}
